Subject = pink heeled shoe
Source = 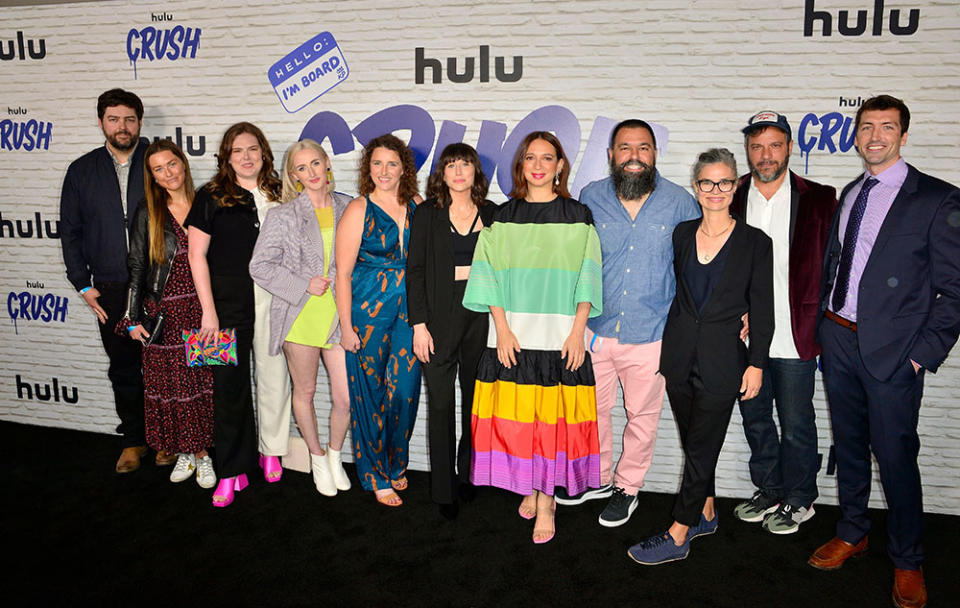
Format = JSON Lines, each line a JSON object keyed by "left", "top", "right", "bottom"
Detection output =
{"left": 212, "top": 474, "right": 249, "bottom": 508}
{"left": 259, "top": 453, "right": 282, "bottom": 483}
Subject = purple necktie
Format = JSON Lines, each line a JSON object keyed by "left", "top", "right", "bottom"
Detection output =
{"left": 832, "top": 176, "right": 879, "bottom": 312}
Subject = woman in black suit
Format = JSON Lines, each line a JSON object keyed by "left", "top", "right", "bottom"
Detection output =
{"left": 406, "top": 143, "right": 496, "bottom": 519}
{"left": 628, "top": 147, "right": 774, "bottom": 565}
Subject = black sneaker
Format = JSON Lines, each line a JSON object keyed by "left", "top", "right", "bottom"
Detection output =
{"left": 598, "top": 487, "right": 638, "bottom": 527}
{"left": 555, "top": 483, "right": 614, "bottom": 506}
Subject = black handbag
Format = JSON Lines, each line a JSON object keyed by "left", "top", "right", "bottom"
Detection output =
{"left": 140, "top": 311, "right": 165, "bottom": 347}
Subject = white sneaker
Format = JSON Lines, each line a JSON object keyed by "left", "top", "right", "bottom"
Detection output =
{"left": 170, "top": 454, "right": 195, "bottom": 483}
{"left": 312, "top": 451, "right": 337, "bottom": 496}
{"left": 327, "top": 446, "right": 351, "bottom": 491}
{"left": 195, "top": 454, "right": 217, "bottom": 489}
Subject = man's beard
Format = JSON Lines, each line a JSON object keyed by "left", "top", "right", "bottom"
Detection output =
{"left": 611, "top": 158, "right": 656, "bottom": 200}
{"left": 750, "top": 153, "right": 790, "bottom": 184}
{"left": 105, "top": 129, "right": 139, "bottom": 152}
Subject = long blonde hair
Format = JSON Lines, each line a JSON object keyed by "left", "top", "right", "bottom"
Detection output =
{"left": 281, "top": 138, "right": 334, "bottom": 202}
{"left": 143, "top": 140, "right": 195, "bottom": 265}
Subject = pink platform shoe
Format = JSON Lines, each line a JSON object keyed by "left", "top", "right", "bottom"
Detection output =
{"left": 212, "top": 474, "right": 249, "bottom": 508}
{"left": 259, "top": 453, "right": 283, "bottom": 483}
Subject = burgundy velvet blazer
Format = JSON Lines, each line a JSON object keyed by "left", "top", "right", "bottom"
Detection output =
{"left": 731, "top": 171, "right": 837, "bottom": 360}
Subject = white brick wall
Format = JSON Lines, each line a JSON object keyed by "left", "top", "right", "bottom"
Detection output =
{"left": 2, "top": 0, "right": 958, "bottom": 514}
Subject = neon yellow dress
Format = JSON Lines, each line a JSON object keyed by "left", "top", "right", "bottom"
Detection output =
{"left": 285, "top": 207, "right": 336, "bottom": 348}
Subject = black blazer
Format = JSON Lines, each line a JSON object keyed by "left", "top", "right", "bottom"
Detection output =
{"left": 660, "top": 218, "right": 774, "bottom": 395}
{"left": 819, "top": 164, "right": 960, "bottom": 380}
{"left": 406, "top": 199, "right": 496, "bottom": 328}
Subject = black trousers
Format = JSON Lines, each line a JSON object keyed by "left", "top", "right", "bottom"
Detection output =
{"left": 94, "top": 281, "right": 145, "bottom": 448}
{"left": 211, "top": 275, "right": 258, "bottom": 479}
{"left": 423, "top": 280, "right": 488, "bottom": 504}
{"left": 819, "top": 319, "right": 925, "bottom": 570}
{"left": 666, "top": 362, "right": 738, "bottom": 527}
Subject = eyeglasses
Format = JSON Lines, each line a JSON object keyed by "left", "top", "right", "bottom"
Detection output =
{"left": 696, "top": 178, "right": 736, "bottom": 193}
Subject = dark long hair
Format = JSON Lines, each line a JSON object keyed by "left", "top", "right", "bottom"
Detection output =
{"left": 509, "top": 131, "right": 571, "bottom": 199}
{"left": 426, "top": 143, "right": 489, "bottom": 209}
{"left": 357, "top": 134, "right": 419, "bottom": 205}
{"left": 208, "top": 122, "right": 282, "bottom": 207}
{"left": 143, "top": 140, "right": 195, "bottom": 265}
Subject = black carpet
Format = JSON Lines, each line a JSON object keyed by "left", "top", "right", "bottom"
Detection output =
{"left": 4, "top": 420, "right": 958, "bottom": 607}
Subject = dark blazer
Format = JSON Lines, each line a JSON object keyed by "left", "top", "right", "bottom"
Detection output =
{"left": 731, "top": 171, "right": 837, "bottom": 360}
{"left": 406, "top": 199, "right": 496, "bottom": 327}
{"left": 60, "top": 137, "right": 149, "bottom": 290}
{"left": 122, "top": 203, "right": 180, "bottom": 324}
{"left": 819, "top": 164, "right": 960, "bottom": 381}
{"left": 660, "top": 218, "right": 774, "bottom": 395}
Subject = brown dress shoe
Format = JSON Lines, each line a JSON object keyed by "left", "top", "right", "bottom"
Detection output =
{"left": 808, "top": 536, "right": 868, "bottom": 570}
{"left": 893, "top": 568, "right": 926, "bottom": 608}
{"left": 155, "top": 450, "right": 177, "bottom": 466}
{"left": 115, "top": 446, "right": 148, "bottom": 474}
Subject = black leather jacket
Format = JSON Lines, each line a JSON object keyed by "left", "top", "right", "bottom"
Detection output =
{"left": 122, "top": 202, "right": 179, "bottom": 323}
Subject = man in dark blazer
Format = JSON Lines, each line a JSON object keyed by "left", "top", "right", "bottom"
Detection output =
{"left": 809, "top": 95, "right": 960, "bottom": 608}
{"left": 730, "top": 112, "right": 837, "bottom": 535}
{"left": 59, "top": 89, "right": 158, "bottom": 473}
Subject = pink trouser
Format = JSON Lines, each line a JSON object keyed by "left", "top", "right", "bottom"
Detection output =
{"left": 588, "top": 329, "right": 666, "bottom": 495}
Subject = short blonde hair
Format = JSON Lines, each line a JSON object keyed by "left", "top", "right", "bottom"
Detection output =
{"left": 281, "top": 138, "right": 334, "bottom": 202}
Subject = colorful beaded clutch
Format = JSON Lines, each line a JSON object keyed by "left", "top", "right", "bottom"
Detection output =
{"left": 182, "top": 328, "right": 238, "bottom": 366}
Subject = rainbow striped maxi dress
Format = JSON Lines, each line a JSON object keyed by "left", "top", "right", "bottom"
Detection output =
{"left": 462, "top": 196, "right": 603, "bottom": 496}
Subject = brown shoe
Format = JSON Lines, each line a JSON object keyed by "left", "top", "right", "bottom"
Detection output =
{"left": 115, "top": 446, "right": 148, "bottom": 474}
{"left": 155, "top": 450, "right": 177, "bottom": 466}
{"left": 808, "top": 536, "right": 868, "bottom": 570}
{"left": 893, "top": 568, "right": 926, "bottom": 608}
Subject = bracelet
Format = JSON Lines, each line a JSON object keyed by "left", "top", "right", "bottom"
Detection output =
{"left": 80, "top": 286, "right": 91, "bottom": 294}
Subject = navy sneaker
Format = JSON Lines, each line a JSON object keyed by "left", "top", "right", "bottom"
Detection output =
{"left": 555, "top": 483, "right": 614, "bottom": 506}
{"left": 688, "top": 512, "right": 718, "bottom": 541}
{"left": 627, "top": 531, "right": 690, "bottom": 565}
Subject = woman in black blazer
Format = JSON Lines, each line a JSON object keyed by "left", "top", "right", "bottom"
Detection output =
{"left": 628, "top": 148, "right": 774, "bottom": 565}
{"left": 406, "top": 143, "right": 496, "bottom": 519}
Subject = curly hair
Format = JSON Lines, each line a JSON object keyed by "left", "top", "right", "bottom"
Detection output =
{"left": 509, "top": 131, "right": 571, "bottom": 200}
{"left": 207, "top": 122, "right": 282, "bottom": 207}
{"left": 281, "top": 138, "right": 334, "bottom": 203}
{"left": 425, "top": 143, "right": 489, "bottom": 209}
{"left": 143, "top": 140, "right": 195, "bottom": 265}
{"left": 357, "top": 134, "right": 419, "bottom": 205}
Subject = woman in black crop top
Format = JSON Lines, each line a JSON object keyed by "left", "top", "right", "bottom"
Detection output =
{"left": 406, "top": 143, "right": 496, "bottom": 519}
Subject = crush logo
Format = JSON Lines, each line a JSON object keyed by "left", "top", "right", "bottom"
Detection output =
{"left": 804, "top": 0, "right": 919, "bottom": 37}
{"left": 0, "top": 211, "right": 60, "bottom": 239}
{"left": 7, "top": 282, "right": 69, "bottom": 334}
{"left": 0, "top": 31, "right": 46, "bottom": 61}
{"left": 270, "top": 32, "right": 349, "bottom": 113}
{"left": 126, "top": 15, "right": 201, "bottom": 79}
{"left": 1, "top": 107, "right": 52, "bottom": 151}
{"left": 298, "top": 104, "right": 670, "bottom": 199}
{"left": 15, "top": 374, "right": 79, "bottom": 404}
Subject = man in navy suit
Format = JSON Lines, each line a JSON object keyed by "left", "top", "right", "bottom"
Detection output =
{"left": 809, "top": 95, "right": 960, "bottom": 608}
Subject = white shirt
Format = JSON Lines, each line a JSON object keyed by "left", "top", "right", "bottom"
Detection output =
{"left": 746, "top": 177, "right": 799, "bottom": 359}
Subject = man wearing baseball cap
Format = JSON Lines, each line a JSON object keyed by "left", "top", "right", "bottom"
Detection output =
{"left": 729, "top": 111, "right": 837, "bottom": 534}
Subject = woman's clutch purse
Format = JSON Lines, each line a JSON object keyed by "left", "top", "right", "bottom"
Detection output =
{"left": 182, "top": 328, "right": 238, "bottom": 366}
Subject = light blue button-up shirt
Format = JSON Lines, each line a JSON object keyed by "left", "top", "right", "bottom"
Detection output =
{"left": 581, "top": 173, "right": 700, "bottom": 344}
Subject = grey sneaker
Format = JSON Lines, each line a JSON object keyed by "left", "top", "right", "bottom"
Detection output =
{"left": 762, "top": 503, "right": 815, "bottom": 535}
{"left": 733, "top": 490, "right": 780, "bottom": 523}
{"left": 555, "top": 483, "right": 614, "bottom": 506}
{"left": 598, "top": 487, "right": 638, "bottom": 527}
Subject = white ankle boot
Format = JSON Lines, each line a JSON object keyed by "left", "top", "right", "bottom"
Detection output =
{"left": 311, "top": 451, "right": 337, "bottom": 496}
{"left": 327, "top": 446, "right": 351, "bottom": 491}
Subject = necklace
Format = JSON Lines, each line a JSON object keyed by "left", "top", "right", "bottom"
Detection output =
{"left": 698, "top": 217, "right": 734, "bottom": 238}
